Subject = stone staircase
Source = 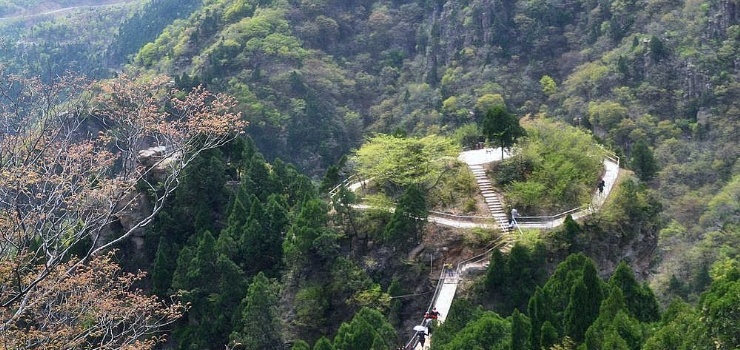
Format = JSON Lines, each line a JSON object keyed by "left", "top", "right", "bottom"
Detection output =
{"left": 468, "top": 164, "right": 509, "bottom": 231}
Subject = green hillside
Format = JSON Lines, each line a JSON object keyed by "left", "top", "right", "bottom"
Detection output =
{"left": 0, "top": 0, "right": 737, "bottom": 348}
{"left": 133, "top": 0, "right": 737, "bottom": 296}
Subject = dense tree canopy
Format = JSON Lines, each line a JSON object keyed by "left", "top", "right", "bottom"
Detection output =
{"left": 353, "top": 133, "right": 460, "bottom": 191}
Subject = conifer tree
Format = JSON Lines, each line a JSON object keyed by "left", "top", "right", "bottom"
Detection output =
{"left": 630, "top": 140, "right": 658, "bottom": 181}
{"left": 313, "top": 337, "right": 335, "bottom": 350}
{"left": 332, "top": 308, "right": 395, "bottom": 350}
{"left": 383, "top": 184, "right": 427, "bottom": 244}
{"left": 171, "top": 231, "right": 248, "bottom": 349}
{"left": 583, "top": 287, "right": 643, "bottom": 350}
{"left": 511, "top": 309, "right": 531, "bottom": 350}
{"left": 291, "top": 340, "right": 310, "bottom": 350}
{"left": 232, "top": 272, "right": 284, "bottom": 350}
{"left": 540, "top": 321, "right": 559, "bottom": 350}
{"left": 151, "top": 238, "right": 177, "bottom": 296}
{"left": 485, "top": 249, "right": 507, "bottom": 291}
{"left": 564, "top": 261, "right": 604, "bottom": 343}
{"left": 528, "top": 287, "right": 549, "bottom": 350}
{"left": 387, "top": 278, "right": 404, "bottom": 327}
{"left": 609, "top": 262, "right": 660, "bottom": 322}
{"left": 284, "top": 198, "right": 331, "bottom": 263}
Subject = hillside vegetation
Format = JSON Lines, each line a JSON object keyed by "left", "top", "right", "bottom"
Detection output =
{"left": 0, "top": 0, "right": 737, "bottom": 349}
{"left": 130, "top": 0, "right": 737, "bottom": 299}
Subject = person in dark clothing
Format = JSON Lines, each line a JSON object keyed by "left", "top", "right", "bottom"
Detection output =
{"left": 597, "top": 179, "right": 605, "bottom": 194}
{"left": 417, "top": 332, "right": 426, "bottom": 347}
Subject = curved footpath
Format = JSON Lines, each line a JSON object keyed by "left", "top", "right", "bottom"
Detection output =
{"left": 344, "top": 148, "right": 620, "bottom": 232}
{"left": 401, "top": 148, "right": 621, "bottom": 349}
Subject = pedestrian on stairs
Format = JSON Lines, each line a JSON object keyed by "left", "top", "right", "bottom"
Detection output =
{"left": 509, "top": 208, "right": 519, "bottom": 231}
{"left": 597, "top": 178, "right": 605, "bottom": 195}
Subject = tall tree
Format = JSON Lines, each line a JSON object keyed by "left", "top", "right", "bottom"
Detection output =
{"left": 353, "top": 134, "right": 460, "bottom": 190}
{"left": 232, "top": 272, "right": 284, "bottom": 350}
{"left": 564, "top": 261, "right": 604, "bottom": 343}
{"left": 0, "top": 72, "right": 243, "bottom": 347}
{"left": 511, "top": 309, "right": 531, "bottom": 350}
{"left": 629, "top": 140, "right": 658, "bottom": 182}
{"left": 481, "top": 105, "right": 526, "bottom": 158}
{"left": 332, "top": 307, "right": 396, "bottom": 350}
{"left": 583, "top": 288, "right": 643, "bottom": 350}
{"left": 609, "top": 261, "right": 660, "bottom": 322}
{"left": 383, "top": 184, "right": 427, "bottom": 244}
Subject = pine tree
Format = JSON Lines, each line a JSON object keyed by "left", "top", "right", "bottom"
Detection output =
{"left": 332, "top": 308, "right": 396, "bottom": 350}
{"left": 313, "top": 337, "right": 334, "bottom": 350}
{"left": 151, "top": 238, "right": 176, "bottom": 296}
{"left": 291, "top": 340, "right": 310, "bottom": 350}
{"left": 383, "top": 185, "right": 427, "bottom": 244}
{"left": 564, "top": 261, "right": 604, "bottom": 343}
{"left": 527, "top": 287, "right": 549, "bottom": 350}
{"left": 584, "top": 288, "right": 643, "bottom": 350}
{"left": 485, "top": 249, "right": 507, "bottom": 292}
{"left": 387, "top": 278, "right": 404, "bottom": 327}
{"left": 561, "top": 214, "right": 581, "bottom": 253}
{"left": 511, "top": 309, "right": 531, "bottom": 350}
{"left": 540, "top": 321, "right": 559, "bottom": 350}
{"left": 609, "top": 261, "right": 660, "bottom": 322}
{"left": 233, "top": 272, "right": 284, "bottom": 350}
{"left": 630, "top": 140, "right": 657, "bottom": 181}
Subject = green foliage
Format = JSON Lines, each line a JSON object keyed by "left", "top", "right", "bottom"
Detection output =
{"left": 604, "top": 178, "right": 662, "bottom": 241}
{"left": 284, "top": 198, "right": 333, "bottom": 264}
{"left": 386, "top": 278, "right": 404, "bottom": 327}
{"left": 171, "top": 231, "right": 248, "bottom": 349}
{"left": 353, "top": 134, "right": 460, "bottom": 190}
{"left": 529, "top": 254, "right": 607, "bottom": 347}
{"left": 630, "top": 140, "right": 658, "bottom": 181}
{"left": 332, "top": 307, "right": 396, "bottom": 350}
{"left": 431, "top": 299, "right": 485, "bottom": 347}
{"left": 436, "top": 311, "right": 511, "bottom": 350}
{"left": 313, "top": 337, "right": 334, "bottom": 350}
{"left": 291, "top": 340, "right": 310, "bottom": 350}
{"left": 481, "top": 105, "right": 526, "bottom": 158}
{"left": 294, "top": 285, "right": 329, "bottom": 332}
{"left": 540, "top": 75, "right": 558, "bottom": 97}
{"left": 500, "top": 119, "right": 605, "bottom": 213}
{"left": 483, "top": 243, "right": 548, "bottom": 314}
{"left": 510, "top": 309, "right": 531, "bottom": 350}
{"left": 231, "top": 272, "right": 284, "bottom": 350}
{"left": 383, "top": 185, "right": 427, "bottom": 244}
{"left": 453, "top": 123, "right": 482, "bottom": 149}
{"left": 608, "top": 262, "right": 660, "bottom": 322}
{"left": 642, "top": 301, "right": 701, "bottom": 350}
{"left": 583, "top": 288, "right": 644, "bottom": 350}
{"left": 697, "top": 268, "right": 740, "bottom": 349}
{"left": 564, "top": 261, "right": 604, "bottom": 342}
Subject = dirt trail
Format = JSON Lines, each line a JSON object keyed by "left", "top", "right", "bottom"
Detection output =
{"left": 0, "top": 1, "right": 137, "bottom": 22}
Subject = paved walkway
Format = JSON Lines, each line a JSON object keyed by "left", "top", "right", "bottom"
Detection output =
{"left": 402, "top": 150, "right": 620, "bottom": 350}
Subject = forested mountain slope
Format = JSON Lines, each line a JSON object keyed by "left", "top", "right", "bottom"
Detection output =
{"left": 1, "top": 0, "right": 736, "bottom": 348}
{"left": 134, "top": 0, "right": 738, "bottom": 299}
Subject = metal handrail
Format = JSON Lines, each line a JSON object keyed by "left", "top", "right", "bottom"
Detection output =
{"left": 328, "top": 175, "right": 358, "bottom": 197}
{"left": 516, "top": 206, "right": 585, "bottom": 223}
{"left": 455, "top": 236, "right": 509, "bottom": 275}
{"left": 404, "top": 267, "right": 446, "bottom": 349}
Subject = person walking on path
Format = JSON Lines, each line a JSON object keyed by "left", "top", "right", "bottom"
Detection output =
{"left": 417, "top": 332, "right": 426, "bottom": 347}
{"left": 597, "top": 178, "right": 605, "bottom": 196}
{"left": 509, "top": 208, "right": 519, "bottom": 231}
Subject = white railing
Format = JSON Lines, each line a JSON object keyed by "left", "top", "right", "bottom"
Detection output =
{"left": 515, "top": 206, "right": 585, "bottom": 229}
{"left": 403, "top": 267, "right": 447, "bottom": 349}
{"left": 328, "top": 175, "right": 358, "bottom": 198}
